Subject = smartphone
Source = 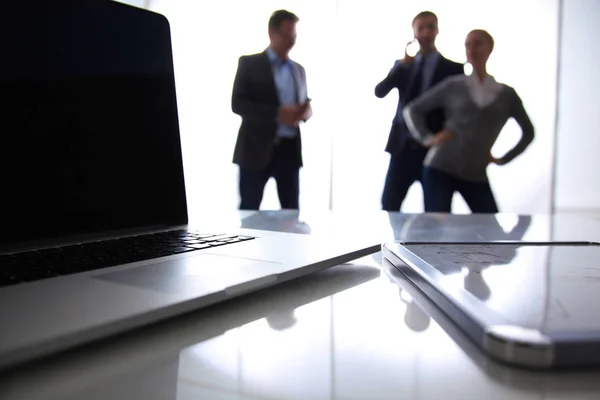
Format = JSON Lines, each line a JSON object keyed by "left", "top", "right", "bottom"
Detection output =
{"left": 406, "top": 39, "right": 420, "bottom": 57}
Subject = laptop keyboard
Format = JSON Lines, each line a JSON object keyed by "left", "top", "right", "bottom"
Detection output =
{"left": 0, "top": 230, "right": 255, "bottom": 287}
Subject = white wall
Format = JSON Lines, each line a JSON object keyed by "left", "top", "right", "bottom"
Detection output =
{"left": 554, "top": 0, "right": 600, "bottom": 214}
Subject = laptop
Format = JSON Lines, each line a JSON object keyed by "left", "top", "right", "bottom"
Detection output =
{"left": 0, "top": 0, "right": 379, "bottom": 370}
{"left": 383, "top": 241, "right": 600, "bottom": 369}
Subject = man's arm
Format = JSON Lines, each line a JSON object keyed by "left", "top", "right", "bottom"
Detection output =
{"left": 299, "top": 64, "right": 312, "bottom": 122}
{"left": 374, "top": 60, "right": 411, "bottom": 98}
{"left": 231, "top": 56, "right": 279, "bottom": 123}
{"left": 495, "top": 89, "right": 535, "bottom": 165}
{"left": 403, "top": 78, "right": 454, "bottom": 144}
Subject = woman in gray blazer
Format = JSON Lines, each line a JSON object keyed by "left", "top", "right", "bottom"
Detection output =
{"left": 404, "top": 29, "right": 534, "bottom": 213}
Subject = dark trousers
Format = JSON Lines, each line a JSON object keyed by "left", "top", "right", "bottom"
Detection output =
{"left": 239, "top": 138, "right": 299, "bottom": 210}
{"left": 381, "top": 142, "right": 428, "bottom": 211}
{"left": 421, "top": 166, "right": 499, "bottom": 213}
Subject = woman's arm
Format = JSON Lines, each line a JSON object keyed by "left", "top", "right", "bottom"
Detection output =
{"left": 403, "top": 78, "right": 455, "bottom": 144}
{"left": 495, "top": 89, "right": 534, "bottom": 165}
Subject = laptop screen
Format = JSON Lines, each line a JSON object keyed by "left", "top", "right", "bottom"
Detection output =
{"left": 0, "top": 1, "right": 188, "bottom": 246}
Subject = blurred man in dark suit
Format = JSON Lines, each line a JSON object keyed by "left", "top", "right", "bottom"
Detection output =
{"left": 375, "top": 11, "right": 463, "bottom": 211}
{"left": 232, "top": 10, "right": 311, "bottom": 210}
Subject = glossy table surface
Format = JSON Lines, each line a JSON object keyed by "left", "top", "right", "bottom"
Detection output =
{"left": 2, "top": 211, "right": 600, "bottom": 400}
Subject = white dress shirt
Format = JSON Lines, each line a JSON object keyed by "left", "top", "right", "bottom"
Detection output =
{"left": 466, "top": 73, "right": 504, "bottom": 108}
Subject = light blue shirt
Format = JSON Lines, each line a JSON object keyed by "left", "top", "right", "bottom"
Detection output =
{"left": 266, "top": 47, "right": 298, "bottom": 139}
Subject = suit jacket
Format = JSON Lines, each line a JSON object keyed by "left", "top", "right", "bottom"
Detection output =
{"left": 232, "top": 50, "right": 309, "bottom": 170}
{"left": 375, "top": 54, "right": 464, "bottom": 155}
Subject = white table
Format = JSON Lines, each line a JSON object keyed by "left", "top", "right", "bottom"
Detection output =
{"left": 1, "top": 211, "right": 599, "bottom": 399}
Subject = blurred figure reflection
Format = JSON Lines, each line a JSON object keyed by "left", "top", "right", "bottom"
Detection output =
{"left": 388, "top": 212, "right": 531, "bottom": 243}
{"left": 240, "top": 210, "right": 311, "bottom": 234}
{"left": 399, "top": 288, "right": 431, "bottom": 332}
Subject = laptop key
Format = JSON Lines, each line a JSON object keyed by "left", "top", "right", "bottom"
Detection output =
{"left": 202, "top": 235, "right": 238, "bottom": 242}
{"left": 183, "top": 239, "right": 205, "bottom": 244}
{"left": 191, "top": 233, "right": 223, "bottom": 238}
{"left": 208, "top": 241, "right": 231, "bottom": 247}
{"left": 171, "top": 247, "right": 196, "bottom": 254}
{"left": 188, "top": 243, "right": 211, "bottom": 250}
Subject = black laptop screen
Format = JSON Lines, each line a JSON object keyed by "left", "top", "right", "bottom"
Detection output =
{"left": 0, "top": 1, "right": 188, "bottom": 246}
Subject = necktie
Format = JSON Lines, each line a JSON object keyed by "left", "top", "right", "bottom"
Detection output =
{"left": 396, "top": 57, "right": 426, "bottom": 125}
{"left": 406, "top": 56, "right": 426, "bottom": 104}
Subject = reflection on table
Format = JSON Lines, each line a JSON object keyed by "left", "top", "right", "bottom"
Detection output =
{"left": 2, "top": 212, "right": 600, "bottom": 400}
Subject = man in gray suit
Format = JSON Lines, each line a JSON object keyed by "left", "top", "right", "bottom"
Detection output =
{"left": 232, "top": 10, "right": 311, "bottom": 210}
